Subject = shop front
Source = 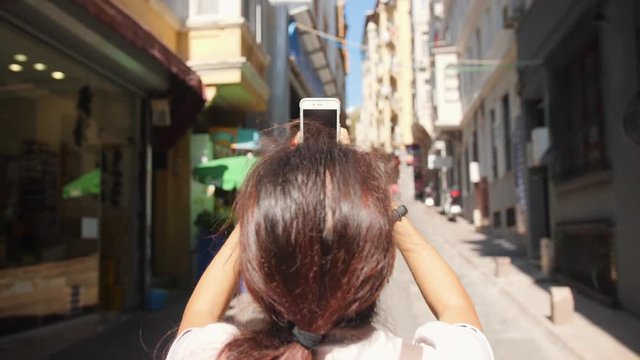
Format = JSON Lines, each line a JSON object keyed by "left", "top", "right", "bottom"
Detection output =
{"left": 0, "top": 19, "right": 139, "bottom": 334}
{"left": 0, "top": 0, "right": 203, "bottom": 337}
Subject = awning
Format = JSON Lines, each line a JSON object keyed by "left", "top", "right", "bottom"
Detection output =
{"left": 72, "top": 0, "right": 205, "bottom": 149}
{"left": 193, "top": 155, "right": 258, "bottom": 191}
{"left": 289, "top": 6, "right": 338, "bottom": 97}
{"left": 0, "top": 0, "right": 205, "bottom": 149}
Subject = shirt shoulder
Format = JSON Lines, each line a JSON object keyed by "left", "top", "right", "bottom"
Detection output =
{"left": 166, "top": 322, "right": 239, "bottom": 360}
{"left": 413, "top": 321, "right": 494, "bottom": 360}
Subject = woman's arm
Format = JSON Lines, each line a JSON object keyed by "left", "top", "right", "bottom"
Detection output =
{"left": 177, "top": 226, "right": 241, "bottom": 335}
{"left": 393, "top": 217, "right": 482, "bottom": 329}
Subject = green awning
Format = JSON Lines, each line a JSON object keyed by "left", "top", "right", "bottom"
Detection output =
{"left": 63, "top": 168, "right": 101, "bottom": 199}
{"left": 193, "top": 155, "right": 258, "bottom": 191}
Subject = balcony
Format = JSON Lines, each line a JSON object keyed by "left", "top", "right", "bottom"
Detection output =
{"left": 187, "top": 20, "right": 270, "bottom": 111}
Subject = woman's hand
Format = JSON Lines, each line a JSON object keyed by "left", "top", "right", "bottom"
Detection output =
{"left": 177, "top": 226, "right": 242, "bottom": 335}
{"left": 393, "top": 217, "right": 482, "bottom": 329}
{"left": 292, "top": 128, "right": 351, "bottom": 145}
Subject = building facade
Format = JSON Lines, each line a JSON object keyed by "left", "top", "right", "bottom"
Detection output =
{"left": 0, "top": 0, "right": 204, "bottom": 342}
{"left": 267, "top": 0, "right": 348, "bottom": 125}
{"left": 0, "top": 0, "right": 348, "bottom": 352}
{"left": 517, "top": 0, "right": 640, "bottom": 316}
{"left": 360, "top": 0, "right": 415, "bottom": 153}
{"left": 413, "top": 0, "right": 434, "bottom": 137}
{"left": 428, "top": 0, "right": 532, "bottom": 250}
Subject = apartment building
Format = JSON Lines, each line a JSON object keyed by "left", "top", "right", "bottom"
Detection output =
{"left": 429, "top": 0, "right": 531, "bottom": 251}
{"left": 517, "top": 0, "right": 640, "bottom": 316}
{"left": 360, "top": 0, "right": 415, "bottom": 152}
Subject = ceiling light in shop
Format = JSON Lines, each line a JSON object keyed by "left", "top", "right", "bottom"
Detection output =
{"left": 33, "top": 63, "right": 47, "bottom": 71}
{"left": 13, "top": 54, "right": 28, "bottom": 62}
{"left": 8, "top": 64, "right": 23, "bottom": 72}
{"left": 51, "top": 71, "right": 65, "bottom": 80}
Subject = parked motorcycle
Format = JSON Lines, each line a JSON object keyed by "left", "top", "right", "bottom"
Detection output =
{"left": 443, "top": 188, "right": 462, "bottom": 221}
{"left": 423, "top": 185, "right": 435, "bottom": 207}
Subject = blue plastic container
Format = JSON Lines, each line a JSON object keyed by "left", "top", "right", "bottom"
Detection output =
{"left": 146, "top": 288, "right": 168, "bottom": 311}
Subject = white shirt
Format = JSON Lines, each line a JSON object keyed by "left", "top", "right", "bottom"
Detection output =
{"left": 167, "top": 321, "right": 494, "bottom": 360}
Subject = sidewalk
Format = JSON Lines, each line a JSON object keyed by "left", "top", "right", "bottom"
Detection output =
{"left": 406, "top": 200, "right": 640, "bottom": 360}
{"left": 45, "top": 291, "right": 188, "bottom": 360}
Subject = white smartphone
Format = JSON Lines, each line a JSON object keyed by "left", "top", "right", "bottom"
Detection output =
{"left": 299, "top": 97, "right": 341, "bottom": 142}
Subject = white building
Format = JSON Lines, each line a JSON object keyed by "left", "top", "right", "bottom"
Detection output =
{"left": 412, "top": 0, "right": 434, "bottom": 137}
{"left": 429, "top": 0, "right": 533, "bottom": 251}
{"left": 359, "top": 0, "right": 415, "bottom": 153}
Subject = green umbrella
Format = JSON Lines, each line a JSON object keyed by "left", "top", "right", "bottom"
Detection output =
{"left": 193, "top": 155, "right": 258, "bottom": 191}
{"left": 62, "top": 168, "right": 101, "bottom": 199}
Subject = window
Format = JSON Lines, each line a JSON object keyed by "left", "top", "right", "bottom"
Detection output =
{"left": 192, "top": 0, "right": 218, "bottom": 16}
{"left": 551, "top": 40, "right": 607, "bottom": 181}
{"left": 464, "top": 145, "right": 470, "bottom": 192}
{"left": 188, "top": 0, "right": 224, "bottom": 23}
{"left": 475, "top": 29, "right": 482, "bottom": 59}
{"left": 506, "top": 207, "right": 516, "bottom": 227}
{"left": 243, "top": 0, "right": 261, "bottom": 43}
{"left": 493, "top": 211, "right": 502, "bottom": 228}
{"left": 490, "top": 108, "right": 498, "bottom": 179}
{"left": 423, "top": 31, "right": 430, "bottom": 59}
{"left": 502, "top": 93, "right": 512, "bottom": 171}
{"left": 256, "top": 1, "right": 262, "bottom": 44}
{"left": 484, "top": 6, "right": 491, "bottom": 49}
{"left": 473, "top": 113, "right": 479, "bottom": 162}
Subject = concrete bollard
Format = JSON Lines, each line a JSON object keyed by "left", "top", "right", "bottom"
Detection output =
{"left": 540, "top": 237, "right": 554, "bottom": 277}
{"left": 550, "top": 286, "right": 574, "bottom": 325}
{"left": 494, "top": 256, "right": 512, "bottom": 277}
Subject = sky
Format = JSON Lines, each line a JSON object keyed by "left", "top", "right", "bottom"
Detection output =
{"left": 345, "top": 0, "right": 376, "bottom": 109}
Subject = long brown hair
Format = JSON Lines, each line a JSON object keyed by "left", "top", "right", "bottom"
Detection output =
{"left": 220, "top": 124, "right": 396, "bottom": 359}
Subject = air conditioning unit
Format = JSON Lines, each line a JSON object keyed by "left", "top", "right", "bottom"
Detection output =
{"left": 503, "top": 0, "right": 526, "bottom": 29}
{"left": 151, "top": 98, "right": 171, "bottom": 127}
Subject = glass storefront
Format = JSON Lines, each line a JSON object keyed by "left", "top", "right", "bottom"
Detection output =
{"left": 0, "top": 21, "right": 138, "bottom": 334}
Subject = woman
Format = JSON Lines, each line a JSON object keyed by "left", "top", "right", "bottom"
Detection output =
{"left": 167, "top": 127, "right": 493, "bottom": 359}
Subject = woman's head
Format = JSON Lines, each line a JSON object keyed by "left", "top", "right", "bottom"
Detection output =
{"left": 222, "top": 127, "right": 395, "bottom": 359}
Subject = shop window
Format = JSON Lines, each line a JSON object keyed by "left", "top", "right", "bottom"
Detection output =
{"left": 0, "top": 22, "right": 136, "bottom": 334}
{"left": 506, "top": 207, "right": 516, "bottom": 228}
{"left": 493, "top": 210, "right": 502, "bottom": 228}
{"left": 551, "top": 40, "right": 608, "bottom": 181}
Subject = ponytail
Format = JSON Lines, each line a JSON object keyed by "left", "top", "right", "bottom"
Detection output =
{"left": 222, "top": 129, "right": 395, "bottom": 359}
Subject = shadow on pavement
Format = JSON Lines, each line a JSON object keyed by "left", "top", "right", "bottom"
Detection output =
{"left": 462, "top": 234, "right": 640, "bottom": 357}
{"left": 49, "top": 292, "right": 188, "bottom": 360}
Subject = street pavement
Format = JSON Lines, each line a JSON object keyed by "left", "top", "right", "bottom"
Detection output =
{"left": 379, "top": 163, "right": 640, "bottom": 360}
{"left": 22, "top": 163, "right": 640, "bottom": 360}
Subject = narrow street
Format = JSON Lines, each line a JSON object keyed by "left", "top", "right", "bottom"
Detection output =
{"left": 377, "top": 164, "right": 580, "bottom": 360}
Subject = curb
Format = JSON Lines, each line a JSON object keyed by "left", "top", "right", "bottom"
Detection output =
{"left": 406, "top": 201, "right": 588, "bottom": 360}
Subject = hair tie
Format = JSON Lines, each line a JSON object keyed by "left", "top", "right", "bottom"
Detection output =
{"left": 392, "top": 205, "right": 408, "bottom": 222}
{"left": 292, "top": 326, "right": 323, "bottom": 349}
